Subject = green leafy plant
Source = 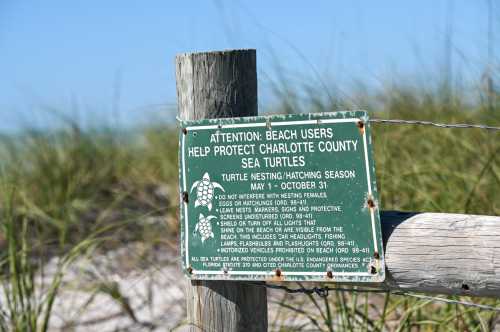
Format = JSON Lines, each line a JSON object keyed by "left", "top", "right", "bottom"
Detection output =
{"left": 0, "top": 186, "right": 98, "bottom": 332}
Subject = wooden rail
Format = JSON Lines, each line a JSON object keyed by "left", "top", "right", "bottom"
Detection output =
{"left": 380, "top": 211, "right": 500, "bottom": 298}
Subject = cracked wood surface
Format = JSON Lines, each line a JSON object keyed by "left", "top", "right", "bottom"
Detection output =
{"left": 176, "top": 49, "right": 267, "bottom": 332}
{"left": 381, "top": 211, "right": 500, "bottom": 298}
{"left": 176, "top": 49, "right": 257, "bottom": 121}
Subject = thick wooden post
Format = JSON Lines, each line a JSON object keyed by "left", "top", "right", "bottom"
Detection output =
{"left": 175, "top": 49, "right": 268, "bottom": 332}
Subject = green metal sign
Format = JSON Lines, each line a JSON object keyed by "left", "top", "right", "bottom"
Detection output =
{"left": 179, "top": 111, "right": 385, "bottom": 282}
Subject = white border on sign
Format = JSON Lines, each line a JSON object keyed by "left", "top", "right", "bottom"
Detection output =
{"left": 181, "top": 118, "right": 377, "bottom": 277}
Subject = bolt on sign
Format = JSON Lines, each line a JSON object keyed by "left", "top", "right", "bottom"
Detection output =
{"left": 179, "top": 111, "right": 385, "bottom": 282}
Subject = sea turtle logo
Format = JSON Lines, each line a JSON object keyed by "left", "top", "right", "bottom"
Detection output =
{"left": 190, "top": 172, "right": 225, "bottom": 211}
{"left": 195, "top": 214, "right": 216, "bottom": 243}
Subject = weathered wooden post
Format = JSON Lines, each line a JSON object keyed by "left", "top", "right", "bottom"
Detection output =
{"left": 175, "top": 49, "right": 268, "bottom": 331}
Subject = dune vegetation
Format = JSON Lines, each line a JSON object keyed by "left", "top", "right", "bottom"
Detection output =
{"left": 0, "top": 81, "right": 499, "bottom": 330}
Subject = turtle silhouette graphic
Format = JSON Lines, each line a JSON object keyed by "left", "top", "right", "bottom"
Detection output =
{"left": 190, "top": 172, "right": 225, "bottom": 211}
{"left": 195, "top": 214, "right": 216, "bottom": 243}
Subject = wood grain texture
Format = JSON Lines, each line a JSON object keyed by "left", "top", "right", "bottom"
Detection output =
{"left": 176, "top": 49, "right": 267, "bottom": 332}
{"left": 186, "top": 280, "right": 267, "bottom": 332}
{"left": 176, "top": 49, "right": 257, "bottom": 121}
{"left": 381, "top": 211, "right": 500, "bottom": 298}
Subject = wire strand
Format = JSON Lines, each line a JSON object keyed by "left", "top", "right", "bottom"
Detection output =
{"left": 177, "top": 115, "right": 500, "bottom": 132}
{"left": 248, "top": 283, "right": 500, "bottom": 312}
{"left": 392, "top": 292, "right": 500, "bottom": 312}
{"left": 370, "top": 118, "right": 500, "bottom": 131}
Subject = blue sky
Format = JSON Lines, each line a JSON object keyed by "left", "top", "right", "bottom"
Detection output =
{"left": 0, "top": 1, "right": 496, "bottom": 132}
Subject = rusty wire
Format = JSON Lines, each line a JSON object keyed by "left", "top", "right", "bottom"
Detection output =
{"left": 249, "top": 282, "right": 387, "bottom": 298}
{"left": 247, "top": 282, "right": 500, "bottom": 312}
{"left": 369, "top": 118, "right": 500, "bottom": 131}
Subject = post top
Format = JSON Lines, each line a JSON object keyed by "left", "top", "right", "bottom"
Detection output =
{"left": 175, "top": 48, "right": 256, "bottom": 59}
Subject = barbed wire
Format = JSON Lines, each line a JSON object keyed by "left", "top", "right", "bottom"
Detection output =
{"left": 369, "top": 118, "right": 500, "bottom": 131}
{"left": 392, "top": 292, "right": 500, "bottom": 312}
{"left": 248, "top": 282, "right": 387, "bottom": 297}
{"left": 176, "top": 115, "right": 500, "bottom": 132}
{"left": 247, "top": 282, "right": 500, "bottom": 312}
